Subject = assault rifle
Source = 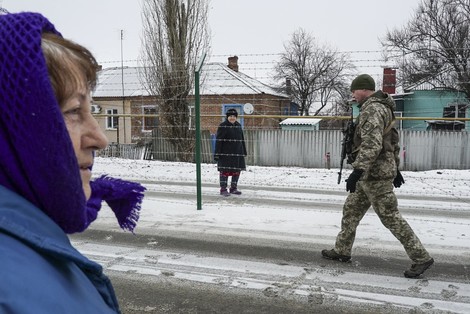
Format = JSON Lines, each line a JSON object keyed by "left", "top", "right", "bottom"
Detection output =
{"left": 338, "top": 110, "right": 355, "bottom": 184}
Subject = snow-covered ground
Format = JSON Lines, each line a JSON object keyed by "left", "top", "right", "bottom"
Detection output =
{"left": 93, "top": 157, "right": 470, "bottom": 198}
{"left": 87, "top": 157, "right": 470, "bottom": 313}
{"left": 91, "top": 157, "right": 470, "bottom": 253}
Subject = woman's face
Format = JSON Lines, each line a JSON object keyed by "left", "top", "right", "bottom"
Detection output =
{"left": 61, "top": 88, "right": 108, "bottom": 200}
{"left": 228, "top": 115, "right": 237, "bottom": 123}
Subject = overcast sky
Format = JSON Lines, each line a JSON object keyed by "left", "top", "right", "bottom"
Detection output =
{"left": 3, "top": 0, "right": 422, "bottom": 80}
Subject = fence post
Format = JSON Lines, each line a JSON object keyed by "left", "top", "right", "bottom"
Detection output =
{"left": 195, "top": 52, "right": 206, "bottom": 210}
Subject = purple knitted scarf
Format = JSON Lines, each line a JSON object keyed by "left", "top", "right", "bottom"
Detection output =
{"left": 0, "top": 12, "right": 145, "bottom": 234}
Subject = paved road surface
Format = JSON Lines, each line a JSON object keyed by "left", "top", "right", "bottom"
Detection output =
{"left": 70, "top": 182, "right": 470, "bottom": 313}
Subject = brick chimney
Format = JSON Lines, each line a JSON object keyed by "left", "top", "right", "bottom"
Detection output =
{"left": 286, "top": 78, "right": 292, "bottom": 95}
{"left": 228, "top": 56, "right": 239, "bottom": 72}
{"left": 382, "top": 67, "right": 396, "bottom": 94}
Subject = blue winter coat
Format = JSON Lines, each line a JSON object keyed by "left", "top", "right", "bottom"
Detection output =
{"left": 0, "top": 185, "right": 120, "bottom": 314}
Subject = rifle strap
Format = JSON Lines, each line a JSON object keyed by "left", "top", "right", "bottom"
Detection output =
{"left": 384, "top": 119, "right": 395, "bottom": 135}
{"left": 383, "top": 108, "right": 396, "bottom": 135}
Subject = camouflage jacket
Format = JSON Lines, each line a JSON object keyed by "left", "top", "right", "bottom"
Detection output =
{"left": 351, "top": 90, "right": 400, "bottom": 180}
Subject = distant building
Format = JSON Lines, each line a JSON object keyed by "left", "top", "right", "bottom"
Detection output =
{"left": 393, "top": 89, "right": 469, "bottom": 131}
{"left": 92, "top": 56, "right": 291, "bottom": 143}
{"left": 376, "top": 68, "right": 470, "bottom": 131}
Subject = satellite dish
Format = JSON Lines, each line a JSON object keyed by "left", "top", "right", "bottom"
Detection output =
{"left": 243, "top": 103, "right": 254, "bottom": 114}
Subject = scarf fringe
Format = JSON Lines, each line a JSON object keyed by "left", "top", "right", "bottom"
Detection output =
{"left": 92, "top": 175, "right": 146, "bottom": 233}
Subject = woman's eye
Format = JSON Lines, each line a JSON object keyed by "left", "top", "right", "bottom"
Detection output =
{"left": 63, "top": 107, "right": 82, "bottom": 120}
{"left": 67, "top": 108, "right": 80, "bottom": 114}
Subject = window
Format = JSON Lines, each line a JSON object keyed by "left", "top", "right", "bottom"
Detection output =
{"left": 283, "top": 101, "right": 299, "bottom": 116}
{"left": 106, "top": 109, "right": 118, "bottom": 129}
{"left": 434, "top": 104, "right": 467, "bottom": 131}
{"left": 443, "top": 104, "right": 466, "bottom": 119}
{"left": 142, "top": 106, "right": 157, "bottom": 131}
{"left": 188, "top": 104, "right": 195, "bottom": 130}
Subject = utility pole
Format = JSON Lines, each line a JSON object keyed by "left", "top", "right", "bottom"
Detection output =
{"left": 120, "top": 29, "right": 126, "bottom": 144}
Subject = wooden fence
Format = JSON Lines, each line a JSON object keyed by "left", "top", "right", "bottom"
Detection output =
{"left": 97, "top": 143, "right": 151, "bottom": 160}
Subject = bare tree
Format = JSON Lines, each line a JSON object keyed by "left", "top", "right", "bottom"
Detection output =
{"left": 141, "top": 0, "right": 210, "bottom": 161}
{"left": 274, "top": 28, "right": 354, "bottom": 116}
{"left": 456, "top": 0, "right": 470, "bottom": 15}
{"left": 382, "top": 0, "right": 470, "bottom": 96}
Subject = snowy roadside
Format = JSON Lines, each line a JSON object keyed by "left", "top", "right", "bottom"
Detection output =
{"left": 90, "top": 157, "right": 470, "bottom": 259}
{"left": 93, "top": 157, "right": 470, "bottom": 198}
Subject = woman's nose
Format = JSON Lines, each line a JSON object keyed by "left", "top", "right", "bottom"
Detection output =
{"left": 85, "top": 114, "right": 108, "bottom": 150}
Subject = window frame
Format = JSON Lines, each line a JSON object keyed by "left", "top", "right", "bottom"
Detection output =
{"left": 142, "top": 105, "right": 158, "bottom": 132}
{"left": 106, "top": 108, "right": 119, "bottom": 130}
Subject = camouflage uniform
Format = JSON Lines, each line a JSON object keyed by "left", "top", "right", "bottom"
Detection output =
{"left": 334, "top": 90, "right": 431, "bottom": 264}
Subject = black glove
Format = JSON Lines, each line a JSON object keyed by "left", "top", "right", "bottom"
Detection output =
{"left": 393, "top": 169, "right": 405, "bottom": 188}
{"left": 346, "top": 169, "right": 364, "bottom": 193}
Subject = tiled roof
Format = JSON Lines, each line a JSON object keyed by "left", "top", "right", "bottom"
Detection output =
{"left": 93, "top": 63, "right": 288, "bottom": 99}
{"left": 199, "top": 63, "right": 287, "bottom": 97}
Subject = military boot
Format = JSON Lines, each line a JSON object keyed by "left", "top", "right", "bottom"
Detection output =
{"left": 321, "top": 249, "right": 351, "bottom": 262}
{"left": 404, "top": 258, "right": 434, "bottom": 278}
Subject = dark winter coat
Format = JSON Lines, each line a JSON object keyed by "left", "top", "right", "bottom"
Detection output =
{"left": 0, "top": 185, "right": 120, "bottom": 314}
{"left": 215, "top": 119, "right": 247, "bottom": 172}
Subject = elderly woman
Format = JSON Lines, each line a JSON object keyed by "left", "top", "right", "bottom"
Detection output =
{"left": 0, "top": 12, "right": 145, "bottom": 313}
{"left": 214, "top": 108, "right": 247, "bottom": 196}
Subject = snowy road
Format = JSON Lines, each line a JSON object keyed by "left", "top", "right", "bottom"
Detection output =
{"left": 72, "top": 178, "right": 470, "bottom": 313}
{"left": 72, "top": 239, "right": 470, "bottom": 314}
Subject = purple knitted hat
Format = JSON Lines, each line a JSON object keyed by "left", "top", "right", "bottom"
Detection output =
{"left": 0, "top": 12, "right": 145, "bottom": 233}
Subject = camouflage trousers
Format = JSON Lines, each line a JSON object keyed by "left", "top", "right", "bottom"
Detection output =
{"left": 335, "top": 179, "right": 431, "bottom": 263}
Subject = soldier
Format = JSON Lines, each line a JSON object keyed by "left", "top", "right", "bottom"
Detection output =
{"left": 322, "top": 74, "right": 434, "bottom": 278}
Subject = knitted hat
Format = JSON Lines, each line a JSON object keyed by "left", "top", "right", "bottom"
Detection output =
{"left": 226, "top": 108, "right": 238, "bottom": 117}
{"left": 0, "top": 12, "right": 145, "bottom": 233}
{"left": 350, "top": 74, "right": 375, "bottom": 91}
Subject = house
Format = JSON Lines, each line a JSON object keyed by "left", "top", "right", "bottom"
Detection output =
{"left": 383, "top": 68, "right": 470, "bottom": 131}
{"left": 92, "top": 56, "right": 291, "bottom": 144}
{"left": 92, "top": 66, "right": 152, "bottom": 144}
{"left": 393, "top": 88, "right": 469, "bottom": 131}
{"left": 197, "top": 56, "right": 291, "bottom": 133}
